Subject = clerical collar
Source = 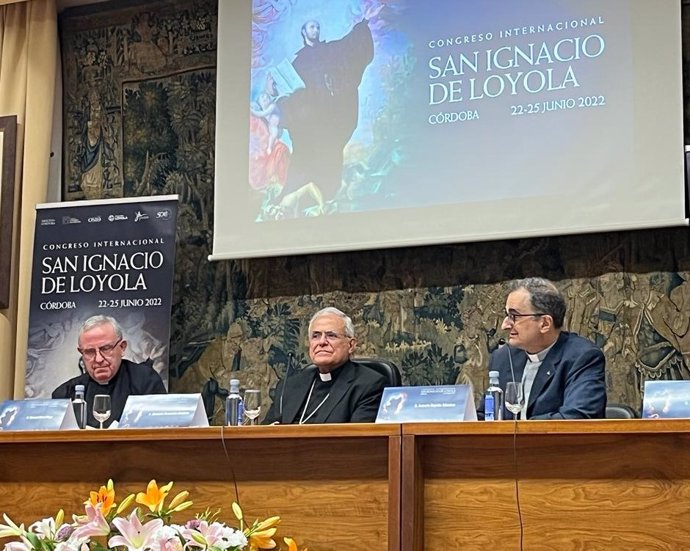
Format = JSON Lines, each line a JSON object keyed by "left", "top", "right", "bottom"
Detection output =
{"left": 526, "top": 341, "right": 556, "bottom": 363}
{"left": 316, "top": 361, "right": 348, "bottom": 383}
{"left": 93, "top": 368, "right": 120, "bottom": 387}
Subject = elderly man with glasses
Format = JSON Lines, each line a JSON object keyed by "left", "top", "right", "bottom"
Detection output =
{"left": 482, "top": 277, "right": 606, "bottom": 420}
{"left": 52, "top": 314, "right": 166, "bottom": 427}
{"left": 263, "top": 307, "right": 387, "bottom": 424}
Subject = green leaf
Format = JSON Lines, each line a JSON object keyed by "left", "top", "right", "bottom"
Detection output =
{"left": 25, "top": 533, "right": 41, "bottom": 549}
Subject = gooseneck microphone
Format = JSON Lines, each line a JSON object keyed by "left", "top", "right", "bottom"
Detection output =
{"left": 498, "top": 338, "right": 516, "bottom": 385}
{"left": 279, "top": 352, "right": 294, "bottom": 417}
{"left": 507, "top": 343, "right": 516, "bottom": 386}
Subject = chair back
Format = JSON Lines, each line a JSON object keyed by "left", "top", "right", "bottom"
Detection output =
{"left": 605, "top": 403, "right": 638, "bottom": 419}
{"left": 354, "top": 357, "right": 402, "bottom": 387}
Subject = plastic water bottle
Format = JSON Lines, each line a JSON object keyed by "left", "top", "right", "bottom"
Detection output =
{"left": 225, "top": 379, "right": 244, "bottom": 426}
{"left": 484, "top": 370, "right": 504, "bottom": 421}
{"left": 72, "top": 384, "right": 87, "bottom": 429}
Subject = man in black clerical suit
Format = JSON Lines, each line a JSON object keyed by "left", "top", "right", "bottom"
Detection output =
{"left": 52, "top": 315, "right": 166, "bottom": 428}
{"left": 263, "top": 307, "right": 386, "bottom": 424}
{"left": 276, "top": 4, "right": 384, "bottom": 204}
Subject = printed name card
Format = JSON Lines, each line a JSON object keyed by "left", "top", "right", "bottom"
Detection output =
{"left": 119, "top": 393, "right": 208, "bottom": 428}
{"left": 375, "top": 384, "right": 477, "bottom": 423}
{"left": 0, "top": 399, "right": 79, "bottom": 431}
{"left": 643, "top": 380, "right": 690, "bottom": 419}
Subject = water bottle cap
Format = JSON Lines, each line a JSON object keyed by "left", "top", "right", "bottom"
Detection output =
{"left": 75, "top": 384, "right": 85, "bottom": 392}
{"left": 229, "top": 379, "right": 240, "bottom": 391}
{"left": 488, "top": 370, "right": 499, "bottom": 378}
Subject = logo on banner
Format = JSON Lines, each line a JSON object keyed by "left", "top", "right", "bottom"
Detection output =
{"left": 135, "top": 211, "right": 150, "bottom": 222}
{"left": 87, "top": 216, "right": 102, "bottom": 223}
{"left": 62, "top": 216, "right": 82, "bottom": 225}
{"left": 108, "top": 214, "right": 128, "bottom": 222}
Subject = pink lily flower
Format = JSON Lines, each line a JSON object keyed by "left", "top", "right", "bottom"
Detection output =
{"left": 108, "top": 509, "right": 164, "bottom": 551}
{"left": 4, "top": 540, "right": 32, "bottom": 551}
{"left": 72, "top": 504, "right": 110, "bottom": 540}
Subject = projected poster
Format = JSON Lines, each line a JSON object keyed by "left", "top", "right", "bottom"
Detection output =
{"left": 247, "top": 0, "right": 631, "bottom": 221}
{"left": 24, "top": 196, "right": 178, "bottom": 399}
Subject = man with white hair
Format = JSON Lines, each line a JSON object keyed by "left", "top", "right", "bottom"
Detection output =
{"left": 52, "top": 315, "right": 166, "bottom": 427}
{"left": 263, "top": 307, "right": 387, "bottom": 424}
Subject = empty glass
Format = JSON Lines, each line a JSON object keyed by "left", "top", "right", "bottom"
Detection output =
{"left": 243, "top": 389, "right": 261, "bottom": 425}
{"left": 93, "top": 394, "right": 111, "bottom": 429}
{"left": 505, "top": 382, "right": 525, "bottom": 417}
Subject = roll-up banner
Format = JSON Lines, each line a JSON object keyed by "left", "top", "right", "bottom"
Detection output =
{"left": 25, "top": 195, "right": 178, "bottom": 398}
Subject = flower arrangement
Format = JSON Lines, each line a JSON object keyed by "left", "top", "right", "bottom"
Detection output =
{"left": 0, "top": 480, "right": 305, "bottom": 551}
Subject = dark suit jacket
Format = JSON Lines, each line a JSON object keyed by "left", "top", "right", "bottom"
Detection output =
{"left": 263, "top": 359, "right": 386, "bottom": 424}
{"left": 484, "top": 331, "right": 606, "bottom": 419}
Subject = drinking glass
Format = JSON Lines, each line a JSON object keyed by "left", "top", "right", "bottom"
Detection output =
{"left": 505, "top": 382, "right": 525, "bottom": 417}
{"left": 93, "top": 394, "right": 111, "bottom": 429}
{"left": 243, "top": 389, "right": 261, "bottom": 425}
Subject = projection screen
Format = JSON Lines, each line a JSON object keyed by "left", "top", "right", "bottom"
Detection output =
{"left": 212, "top": 0, "right": 687, "bottom": 260}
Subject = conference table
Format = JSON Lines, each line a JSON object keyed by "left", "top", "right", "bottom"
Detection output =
{"left": 1, "top": 420, "right": 690, "bottom": 550}
{"left": 0, "top": 424, "right": 401, "bottom": 551}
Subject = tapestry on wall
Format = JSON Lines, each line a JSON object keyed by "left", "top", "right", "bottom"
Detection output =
{"left": 59, "top": 0, "right": 690, "bottom": 424}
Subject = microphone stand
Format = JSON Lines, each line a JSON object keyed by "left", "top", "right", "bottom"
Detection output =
{"left": 500, "top": 337, "right": 524, "bottom": 551}
{"left": 279, "top": 352, "right": 294, "bottom": 418}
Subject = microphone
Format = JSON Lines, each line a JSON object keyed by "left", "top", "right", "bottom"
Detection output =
{"left": 279, "top": 352, "right": 294, "bottom": 417}
{"left": 497, "top": 337, "right": 517, "bottom": 383}
{"left": 503, "top": 339, "right": 516, "bottom": 385}
{"left": 502, "top": 339, "right": 520, "bottom": 422}
{"left": 496, "top": 338, "right": 516, "bottom": 383}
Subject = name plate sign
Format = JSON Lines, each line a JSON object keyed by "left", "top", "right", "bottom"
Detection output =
{"left": 643, "top": 380, "right": 690, "bottom": 419}
{"left": 119, "top": 394, "right": 208, "bottom": 428}
{"left": 375, "top": 384, "right": 477, "bottom": 423}
{"left": 0, "top": 399, "right": 79, "bottom": 431}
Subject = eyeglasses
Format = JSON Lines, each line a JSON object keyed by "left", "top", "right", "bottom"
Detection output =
{"left": 309, "top": 331, "right": 347, "bottom": 342}
{"left": 504, "top": 312, "right": 546, "bottom": 323}
{"left": 79, "top": 338, "right": 122, "bottom": 360}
